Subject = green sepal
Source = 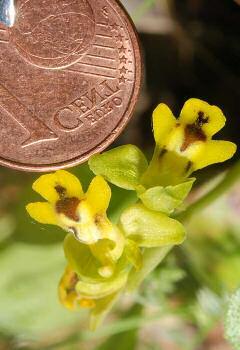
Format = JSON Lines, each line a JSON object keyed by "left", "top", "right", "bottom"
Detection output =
{"left": 76, "top": 271, "right": 128, "bottom": 299}
{"left": 120, "top": 204, "right": 186, "bottom": 247}
{"left": 90, "top": 239, "right": 115, "bottom": 265}
{"left": 90, "top": 239, "right": 119, "bottom": 279}
{"left": 141, "top": 148, "right": 191, "bottom": 188}
{"left": 125, "top": 239, "right": 142, "bottom": 270}
{"left": 89, "top": 145, "right": 148, "bottom": 190}
{"left": 138, "top": 178, "right": 195, "bottom": 214}
{"left": 64, "top": 234, "right": 103, "bottom": 282}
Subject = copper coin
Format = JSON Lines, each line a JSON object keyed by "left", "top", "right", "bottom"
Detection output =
{"left": 0, "top": 0, "right": 142, "bottom": 172}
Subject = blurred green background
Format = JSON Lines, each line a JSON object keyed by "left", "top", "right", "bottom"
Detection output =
{"left": 0, "top": 0, "right": 240, "bottom": 349}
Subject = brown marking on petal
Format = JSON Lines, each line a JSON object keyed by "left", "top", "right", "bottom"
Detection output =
{"left": 55, "top": 185, "right": 66, "bottom": 199}
{"left": 185, "top": 161, "right": 193, "bottom": 174}
{"left": 95, "top": 214, "right": 104, "bottom": 226}
{"left": 69, "top": 272, "right": 79, "bottom": 287}
{"left": 196, "top": 111, "right": 209, "bottom": 127}
{"left": 56, "top": 197, "right": 80, "bottom": 221}
{"left": 66, "top": 271, "right": 79, "bottom": 294}
{"left": 181, "top": 111, "right": 208, "bottom": 152}
{"left": 158, "top": 148, "right": 167, "bottom": 159}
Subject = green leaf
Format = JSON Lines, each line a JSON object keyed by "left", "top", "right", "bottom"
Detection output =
{"left": 0, "top": 242, "right": 82, "bottom": 339}
{"left": 64, "top": 234, "right": 103, "bottom": 282}
{"left": 225, "top": 288, "right": 240, "bottom": 349}
{"left": 139, "top": 178, "right": 195, "bottom": 214}
{"left": 76, "top": 271, "right": 128, "bottom": 299}
{"left": 120, "top": 204, "right": 186, "bottom": 248}
{"left": 89, "top": 145, "right": 148, "bottom": 190}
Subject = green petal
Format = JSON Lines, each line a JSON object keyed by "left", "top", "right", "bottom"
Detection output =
{"left": 64, "top": 234, "right": 102, "bottom": 282}
{"left": 139, "top": 178, "right": 195, "bottom": 214}
{"left": 76, "top": 272, "right": 128, "bottom": 299}
{"left": 89, "top": 145, "right": 148, "bottom": 190}
{"left": 90, "top": 292, "right": 120, "bottom": 331}
{"left": 120, "top": 204, "right": 186, "bottom": 247}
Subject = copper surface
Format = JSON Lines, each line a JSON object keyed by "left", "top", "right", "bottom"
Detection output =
{"left": 0, "top": 0, "right": 142, "bottom": 172}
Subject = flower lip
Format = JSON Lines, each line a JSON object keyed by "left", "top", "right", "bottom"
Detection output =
{"left": 55, "top": 185, "right": 67, "bottom": 199}
{"left": 181, "top": 124, "right": 206, "bottom": 152}
{"left": 56, "top": 196, "right": 80, "bottom": 221}
{"left": 196, "top": 111, "right": 209, "bottom": 127}
{"left": 181, "top": 111, "right": 209, "bottom": 152}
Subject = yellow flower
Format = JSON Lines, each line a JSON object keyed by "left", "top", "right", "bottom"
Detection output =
{"left": 142, "top": 98, "right": 237, "bottom": 187}
{"left": 26, "top": 171, "right": 124, "bottom": 258}
{"left": 59, "top": 265, "right": 126, "bottom": 329}
{"left": 59, "top": 265, "right": 95, "bottom": 310}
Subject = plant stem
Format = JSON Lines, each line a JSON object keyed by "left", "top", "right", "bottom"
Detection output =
{"left": 176, "top": 160, "right": 240, "bottom": 223}
{"left": 126, "top": 246, "right": 172, "bottom": 291}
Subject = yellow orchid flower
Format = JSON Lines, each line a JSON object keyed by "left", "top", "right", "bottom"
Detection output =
{"left": 142, "top": 98, "right": 237, "bottom": 187}
{"left": 58, "top": 265, "right": 95, "bottom": 311}
{"left": 26, "top": 171, "right": 124, "bottom": 261}
{"left": 59, "top": 265, "right": 126, "bottom": 329}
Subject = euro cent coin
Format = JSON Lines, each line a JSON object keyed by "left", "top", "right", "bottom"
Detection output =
{"left": 0, "top": 0, "right": 142, "bottom": 172}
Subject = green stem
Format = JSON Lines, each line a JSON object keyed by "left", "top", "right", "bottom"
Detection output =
{"left": 176, "top": 160, "right": 240, "bottom": 223}
{"left": 126, "top": 246, "right": 172, "bottom": 291}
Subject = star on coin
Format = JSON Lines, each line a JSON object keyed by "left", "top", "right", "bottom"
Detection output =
{"left": 116, "top": 33, "right": 124, "bottom": 42}
{"left": 120, "top": 66, "right": 128, "bottom": 74}
{"left": 120, "top": 55, "right": 128, "bottom": 64}
{"left": 118, "top": 45, "right": 127, "bottom": 54}
{"left": 119, "top": 75, "right": 127, "bottom": 84}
